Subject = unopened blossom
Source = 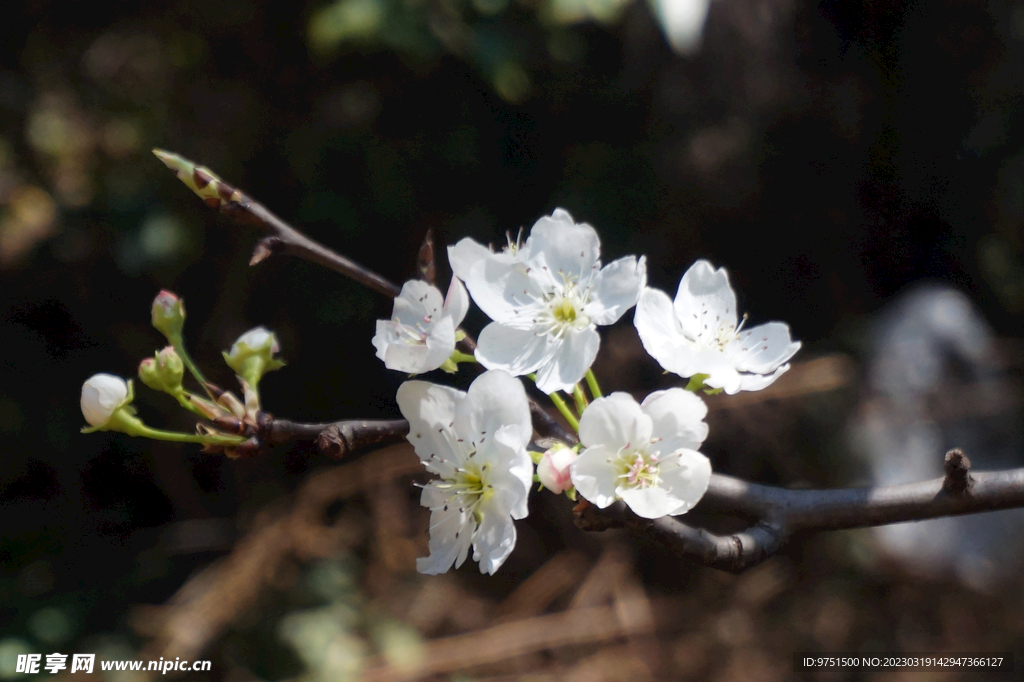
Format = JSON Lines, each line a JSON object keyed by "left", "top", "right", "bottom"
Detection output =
{"left": 224, "top": 326, "right": 285, "bottom": 387}
{"left": 139, "top": 346, "right": 185, "bottom": 395}
{"left": 537, "top": 444, "right": 577, "bottom": 494}
{"left": 151, "top": 290, "right": 185, "bottom": 341}
{"left": 81, "top": 374, "right": 131, "bottom": 428}
{"left": 634, "top": 260, "right": 801, "bottom": 394}
{"left": 448, "top": 209, "right": 646, "bottom": 394}
{"left": 372, "top": 278, "right": 469, "bottom": 374}
{"left": 397, "top": 370, "right": 533, "bottom": 575}
{"left": 570, "top": 389, "right": 711, "bottom": 519}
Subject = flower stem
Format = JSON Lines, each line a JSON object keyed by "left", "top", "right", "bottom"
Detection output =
{"left": 169, "top": 334, "right": 214, "bottom": 400}
{"left": 585, "top": 369, "right": 603, "bottom": 398}
{"left": 137, "top": 423, "right": 245, "bottom": 446}
{"left": 572, "top": 383, "right": 589, "bottom": 414}
{"left": 525, "top": 373, "right": 580, "bottom": 431}
{"left": 547, "top": 391, "right": 579, "bottom": 432}
{"left": 450, "top": 351, "right": 478, "bottom": 364}
{"left": 175, "top": 391, "right": 210, "bottom": 417}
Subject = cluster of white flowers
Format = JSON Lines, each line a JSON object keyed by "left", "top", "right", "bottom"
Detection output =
{"left": 372, "top": 208, "right": 802, "bottom": 575}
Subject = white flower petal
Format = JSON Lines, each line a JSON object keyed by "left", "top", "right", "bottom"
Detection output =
{"left": 472, "top": 506, "right": 518, "bottom": 575}
{"left": 729, "top": 322, "right": 801, "bottom": 374}
{"left": 467, "top": 258, "right": 545, "bottom": 326}
{"left": 380, "top": 336, "right": 434, "bottom": 373}
{"left": 449, "top": 238, "right": 542, "bottom": 326}
{"left": 443, "top": 277, "right": 470, "bottom": 327}
{"left": 578, "top": 393, "right": 651, "bottom": 451}
{"left": 475, "top": 323, "right": 554, "bottom": 376}
{"left": 634, "top": 287, "right": 694, "bottom": 376}
{"left": 392, "top": 280, "right": 444, "bottom": 328}
{"left": 527, "top": 209, "right": 600, "bottom": 281}
{"left": 456, "top": 370, "right": 533, "bottom": 451}
{"left": 417, "top": 500, "right": 474, "bottom": 574}
{"left": 673, "top": 260, "right": 738, "bottom": 342}
{"left": 397, "top": 380, "right": 465, "bottom": 476}
{"left": 448, "top": 238, "right": 497, "bottom": 281}
{"left": 738, "top": 364, "right": 790, "bottom": 391}
{"left": 585, "top": 255, "right": 648, "bottom": 325}
{"left": 641, "top": 388, "right": 709, "bottom": 452}
{"left": 680, "top": 346, "right": 743, "bottom": 394}
{"left": 569, "top": 445, "right": 621, "bottom": 508}
{"left": 533, "top": 326, "right": 600, "bottom": 394}
{"left": 376, "top": 316, "right": 456, "bottom": 374}
{"left": 371, "top": 319, "right": 392, "bottom": 360}
{"left": 618, "top": 484, "right": 684, "bottom": 519}
{"left": 657, "top": 449, "right": 712, "bottom": 515}
{"left": 491, "top": 425, "right": 535, "bottom": 519}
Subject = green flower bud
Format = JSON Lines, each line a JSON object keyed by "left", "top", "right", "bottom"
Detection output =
{"left": 223, "top": 327, "right": 285, "bottom": 388}
{"left": 139, "top": 346, "right": 185, "bottom": 395}
{"left": 151, "top": 290, "right": 186, "bottom": 342}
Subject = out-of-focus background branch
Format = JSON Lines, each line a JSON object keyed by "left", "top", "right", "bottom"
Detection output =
{"left": 5, "top": 0, "right": 1024, "bottom": 678}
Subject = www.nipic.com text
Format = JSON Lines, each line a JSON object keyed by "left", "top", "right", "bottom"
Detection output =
{"left": 15, "top": 654, "right": 212, "bottom": 674}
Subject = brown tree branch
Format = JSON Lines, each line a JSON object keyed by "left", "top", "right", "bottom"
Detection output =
{"left": 155, "top": 150, "right": 1024, "bottom": 573}
{"left": 574, "top": 450, "right": 1024, "bottom": 573}
{"left": 262, "top": 418, "right": 409, "bottom": 457}
{"left": 153, "top": 149, "right": 400, "bottom": 298}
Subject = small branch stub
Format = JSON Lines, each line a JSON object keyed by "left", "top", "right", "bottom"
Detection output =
{"left": 943, "top": 448, "right": 973, "bottom": 496}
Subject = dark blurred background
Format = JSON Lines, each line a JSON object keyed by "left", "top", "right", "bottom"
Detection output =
{"left": 3, "top": 0, "right": 1024, "bottom": 679}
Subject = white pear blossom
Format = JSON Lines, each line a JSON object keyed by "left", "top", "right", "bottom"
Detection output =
{"left": 448, "top": 209, "right": 646, "bottom": 394}
{"left": 397, "top": 370, "right": 533, "bottom": 575}
{"left": 372, "top": 278, "right": 469, "bottom": 374}
{"left": 570, "top": 389, "right": 711, "bottom": 519}
{"left": 81, "top": 373, "right": 130, "bottom": 427}
{"left": 634, "top": 260, "right": 801, "bottom": 395}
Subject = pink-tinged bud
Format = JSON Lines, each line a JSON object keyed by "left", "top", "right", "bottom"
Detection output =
{"left": 139, "top": 346, "right": 185, "bottom": 394}
{"left": 151, "top": 290, "right": 186, "bottom": 340}
{"left": 537, "top": 445, "right": 577, "bottom": 494}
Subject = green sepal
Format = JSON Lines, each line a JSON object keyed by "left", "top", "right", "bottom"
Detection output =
{"left": 684, "top": 373, "right": 710, "bottom": 392}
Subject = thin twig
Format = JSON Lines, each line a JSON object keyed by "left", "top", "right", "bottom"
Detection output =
{"left": 153, "top": 149, "right": 400, "bottom": 297}
{"left": 154, "top": 149, "right": 572, "bottom": 447}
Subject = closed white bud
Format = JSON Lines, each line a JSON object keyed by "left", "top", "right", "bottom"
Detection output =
{"left": 81, "top": 374, "right": 130, "bottom": 427}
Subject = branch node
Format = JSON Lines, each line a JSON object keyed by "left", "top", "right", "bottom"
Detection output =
{"left": 943, "top": 448, "right": 973, "bottom": 496}
{"left": 317, "top": 425, "right": 352, "bottom": 459}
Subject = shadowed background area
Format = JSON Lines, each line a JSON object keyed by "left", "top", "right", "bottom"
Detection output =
{"left": 3, "top": 0, "right": 1024, "bottom": 678}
